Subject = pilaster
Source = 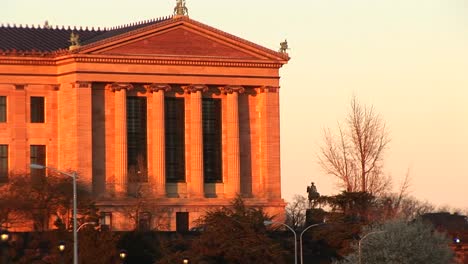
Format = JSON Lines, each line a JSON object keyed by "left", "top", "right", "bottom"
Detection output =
{"left": 257, "top": 86, "right": 281, "bottom": 199}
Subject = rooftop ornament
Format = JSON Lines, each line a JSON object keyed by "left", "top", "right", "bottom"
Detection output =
{"left": 279, "top": 39, "right": 289, "bottom": 53}
{"left": 174, "top": 0, "right": 188, "bottom": 17}
{"left": 69, "top": 32, "right": 80, "bottom": 50}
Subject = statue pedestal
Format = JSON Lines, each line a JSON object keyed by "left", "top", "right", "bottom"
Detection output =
{"left": 305, "top": 208, "right": 326, "bottom": 226}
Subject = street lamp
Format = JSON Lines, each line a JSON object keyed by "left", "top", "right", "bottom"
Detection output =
{"left": 119, "top": 249, "right": 127, "bottom": 264}
{"left": 30, "top": 164, "right": 78, "bottom": 264}
{"left": 264, "top": 220, "right": 298, "bottom": 264}
{"left": 1, "top": 229, "right": 10, "bottom": 264}
{"left": 182, "top": 257, "right": 190, "bottom": 264}
{"left": 358, "top": 231, "right": 386, "bottom": 264}
{"left": 58, "top": 241, "right": 66, "bottom": 264}
{"left": 299, "top": 223, "right": 325, "bottom": 264}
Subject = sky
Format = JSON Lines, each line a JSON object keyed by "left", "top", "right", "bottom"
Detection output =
{"left": 2, "top": 0, "right": 467, "bottom": 209}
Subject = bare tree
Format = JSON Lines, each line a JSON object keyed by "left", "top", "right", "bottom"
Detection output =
{"left": 285, "top": 195, "right": 308, "bottom": 230}
{"left": 319, "top": 97, "right": 391, "bottom": 195}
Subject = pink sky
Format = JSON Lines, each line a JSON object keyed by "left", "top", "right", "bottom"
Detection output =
{"left": 2, "top": 0, "right": 467, "bottom": 209}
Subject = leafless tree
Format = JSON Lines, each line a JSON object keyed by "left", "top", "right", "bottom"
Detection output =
{"left": 318, "top": 97, "right": 391, "bottom": 195}
{"left": 285, "top": 195, "right": 308, "bottom": 230}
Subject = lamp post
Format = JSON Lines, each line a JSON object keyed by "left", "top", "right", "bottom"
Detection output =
{"left": 30, "top": 164, "right": 78, "bottom": 264}
{"left": 299, "top": 223, "right": 325, "bottom": 264}
{"left": 264, "top": 220, "right": 298, "bottom": 264}
{"left": 358, "top": 231, "right": 385, "bottom": 264}
{"left": 1, "top": 229, "right": 10, "bottom": 264}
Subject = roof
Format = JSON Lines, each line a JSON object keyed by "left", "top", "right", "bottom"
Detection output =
{"left": 0, "top": 16, "right": 171, "bottom": 52}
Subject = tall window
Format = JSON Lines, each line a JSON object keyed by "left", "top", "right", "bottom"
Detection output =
{"left": 30, "top": 96, "right": 45, "bottom": 123}
{"left": 165, "top": 97, "right": 185, "bottom": 182}
{"left": 100, "top": 212, "right": 112, "bottom": 231}
{"left": 0, "top": 96, "right": 6, "bottom": 122}
{"left": 127, "top": 97, "right": 147, "bottom": 182}
{"left": 202, "top": 98, "right": 222, "bottom": 183}
{"left": 30, "top": 145, "right": 46, "bottom": 180}
{"left": 0, "top": 145, "right": 8, "bottom": 183}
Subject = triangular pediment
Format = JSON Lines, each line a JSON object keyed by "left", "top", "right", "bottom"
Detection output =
{"left": 79, "top": 17, "right": 289, "bottom": 62}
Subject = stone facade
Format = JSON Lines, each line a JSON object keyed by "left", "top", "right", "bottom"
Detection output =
{"left": 0, "top": 15, "right": 289, "bottom": 231}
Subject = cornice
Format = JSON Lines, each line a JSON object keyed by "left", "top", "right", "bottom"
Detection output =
{"left": 0, "top": 54, "right": 283, "bottom": 69}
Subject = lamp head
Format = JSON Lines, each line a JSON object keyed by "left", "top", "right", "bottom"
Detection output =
{"left": 0, "top": 230, "right": 10, "bottom": 242}
{"left": 263, "top": 220, "right": 273, "bottom": 226}
{"left": 182, "top": 257, "right": 190, "bottom": 264}
{"left": 30, "top": 164, "right": 46, "bottom": 169}
{"left": 119, "top": 249, "right": 127, "bottom": 260}
{"left": 58, "top": 241, "right": 66, "bottom": 252}
{"left": 454, "top": 237, "right": 461, "bottom": 244}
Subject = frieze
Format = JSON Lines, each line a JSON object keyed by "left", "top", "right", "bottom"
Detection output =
{"left": 106, "top": 82, "right": 134, "bottom": 92}
{"left": 144, "top": 83, "right": 172, "bottom": 93}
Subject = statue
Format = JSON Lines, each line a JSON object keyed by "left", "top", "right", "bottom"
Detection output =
{"left": 69, "top": 32, "right": 80, "bottom": 48}
{"left": 279, "top": 39, "right": 289, "bottom": 53}
{"left": 307, "top": 182, "right": 320, "bottom": 208}
{"left": 174, "top": 0, "right": 188, "bottom": 16}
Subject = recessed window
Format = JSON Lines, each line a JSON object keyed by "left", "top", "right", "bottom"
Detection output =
{"left": 127, "top": 97, "right": 148, "bottom": 182}
{"left": 165, "top": 97, "right": 185, "bottom": 182}
{"left": 30, "top": 145, "right": 46, "bottom": 181}
{"left": 0, "top": 96, "right": 6, "bottom": 122}
{"left": 0, "top": 145, "right": 8, "bottom": 183}
{"left": 30, "top": 96, "right": 45, "bottom": 123}
{"left": 202, "top": 98, "right": 222, "bottom": 183}
{"left": 138, "top": 212, "right": 151, "bottom": 231}
{"left": 100, "top": 212, "right": 112, "bottom": 231}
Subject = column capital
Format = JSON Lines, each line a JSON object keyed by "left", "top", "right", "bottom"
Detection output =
{"left": 106, "top": 83, "right": 134, "bottom": 92}
{"left": 255, "top": 86, "right": 280, "bottom": 93}
{"left": 71, "top": 81, "right": 92, "bottom": 89}
{"left": 219, "top": 85, "right": 245, "bottom": 94}
{"left": 182, "top": 84, "right": 208, "bottom": 94}
{"left": 144, "top": 83, "right": 171, "bottom": 93}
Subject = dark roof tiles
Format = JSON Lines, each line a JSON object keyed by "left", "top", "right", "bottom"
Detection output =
{"left": 0, "top": 16, "right": 171, "bottom": 52}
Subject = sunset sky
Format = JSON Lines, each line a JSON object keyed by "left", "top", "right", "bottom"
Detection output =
{"left": 2, "top": 0, "right": 467, "bottom": 209}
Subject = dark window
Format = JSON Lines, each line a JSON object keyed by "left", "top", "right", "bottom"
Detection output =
{"left": 30, "top": 145, "right": 46, "bottom": 181}
{"left": 202, "top": 99, "right": 222, "bottom": 183}
{"left": 165, "top": 97, "right": 185, "bottom": 182}
{"left": 100, "top": 212, "right": 112, "bottom": 231}
{"left": 31, "top": 96, "right": 45, "bottom": 123}
{"left": 0, "top": 96, "right": 6, "bottom": 122}
{"left": 138, "top": 212, "right": 151, "bottom": 231}
{"left": 0, "top": 145, "right": 8, "bottom": 182}
{"left": 176, "top": 212, "right": 189, "bottom": 232}
{"left": 127, "top": 97, "right": 147, "bottom": 182}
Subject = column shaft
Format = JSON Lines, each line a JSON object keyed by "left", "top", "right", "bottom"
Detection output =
{"left": 147, "top": 84, "right": 170, "bottom": 197}
{"left": 224, "top": 87, "right": 243, "bottom": 197}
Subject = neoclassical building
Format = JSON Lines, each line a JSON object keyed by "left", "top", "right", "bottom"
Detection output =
{"left": 0, "top": 6, "right": 289, "bottom": 231}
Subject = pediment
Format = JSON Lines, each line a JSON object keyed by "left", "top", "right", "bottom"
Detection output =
{"left": 79, "top": 17, "right": 288, "bottom": 62}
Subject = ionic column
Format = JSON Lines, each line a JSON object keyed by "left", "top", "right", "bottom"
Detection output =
{"left": 145, "top": 84, "right": 171, "bottom": 197}
{"left": 184, "top": 84, "right": 208, "bottom": 198}
{"left": 107, "top": 83, "right": 133, "bottom": 196}
{"left": 220, "top": 86, "right": 245, "bottom": 198}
